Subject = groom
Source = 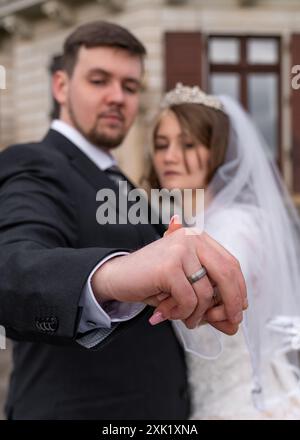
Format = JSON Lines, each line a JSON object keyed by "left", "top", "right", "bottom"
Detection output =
{"left": 0, "top": 21, "right": 246, "bottom": 419}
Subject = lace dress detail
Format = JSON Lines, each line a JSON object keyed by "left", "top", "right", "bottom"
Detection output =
{"left": 188, "top": 208, "right": 300, "bottom": 420}
{"left": 188, "top": 329, "right": 300, "bottom": 420}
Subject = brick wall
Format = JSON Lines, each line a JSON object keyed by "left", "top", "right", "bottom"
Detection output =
{"left": 1, "top": 1, "right": 299, "bottom": 181}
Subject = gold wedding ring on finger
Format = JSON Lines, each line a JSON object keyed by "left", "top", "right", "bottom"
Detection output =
{"left": 187, "top": 266, "right": 207, "bottom": 284}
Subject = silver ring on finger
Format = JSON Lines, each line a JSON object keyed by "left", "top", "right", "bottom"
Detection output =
{"left": 187, "top": 266, "right": 207, "bottom": 285}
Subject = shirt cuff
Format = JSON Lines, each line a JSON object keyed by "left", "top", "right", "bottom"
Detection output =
{"left": 78, "top": 252, "right": 146, "bottom": 333}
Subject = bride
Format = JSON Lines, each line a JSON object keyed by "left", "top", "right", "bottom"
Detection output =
{"left": 147, "top": 83, "right": 300, "bottom": 419}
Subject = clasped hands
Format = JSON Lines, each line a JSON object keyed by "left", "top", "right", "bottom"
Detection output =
{"left": 92, "top": 218, "right": 247, "bottom": 336}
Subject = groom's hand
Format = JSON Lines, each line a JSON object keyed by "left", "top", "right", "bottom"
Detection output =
{"left": 149, "top": 217, "right": 246, "bottom": 335}
{"left": 91, "top": 228, "right": 247, "bottom": 334}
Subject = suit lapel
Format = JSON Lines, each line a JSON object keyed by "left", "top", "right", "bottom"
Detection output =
{"left": 42, "top": 129, "right": 166, "bottom": 236}
{"left": 42, "top": 129, "right": 129, "bottom": 220}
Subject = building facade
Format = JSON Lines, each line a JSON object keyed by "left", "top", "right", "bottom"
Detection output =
{"left": 0, "top": 0, "right": 300, "bottom": 197}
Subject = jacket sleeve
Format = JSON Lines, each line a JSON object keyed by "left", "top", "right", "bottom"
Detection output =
{"left": 0, "top": 144, "right": 128, "bottom": 346}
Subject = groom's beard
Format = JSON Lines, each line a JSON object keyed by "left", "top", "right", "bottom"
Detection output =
{"left": 68, "top": 99, "right": 126, "bottom": 150}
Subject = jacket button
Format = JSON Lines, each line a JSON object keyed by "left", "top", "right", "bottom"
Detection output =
{"left": 48, "top": 317, "right": 59, "bottom": 332}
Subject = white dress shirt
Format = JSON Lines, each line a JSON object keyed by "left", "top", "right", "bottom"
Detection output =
{"left": 51, "top": 120, "right": 146, "bottom": 332}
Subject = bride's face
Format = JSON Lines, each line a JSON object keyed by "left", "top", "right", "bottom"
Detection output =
{"left": 153, "top": 111, "right": 210, "bottom": 191}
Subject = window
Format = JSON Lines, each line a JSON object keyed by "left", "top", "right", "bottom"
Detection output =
{"left": 208, "top": 36, "right": 281, "bottom": 162}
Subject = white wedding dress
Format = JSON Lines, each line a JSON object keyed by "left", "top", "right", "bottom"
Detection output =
{"left": 187, "top": 207, "right": 300, "bottom": 420}
{"left": 160, "top": 95, "right": 300, "bottom": 420}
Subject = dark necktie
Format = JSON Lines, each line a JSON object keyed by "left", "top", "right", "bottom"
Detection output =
{"left": 106, "top": 166, "right": 161, "bottom": 237}
{"left": 105, "top": 164, "right": 135, "bottom": 191}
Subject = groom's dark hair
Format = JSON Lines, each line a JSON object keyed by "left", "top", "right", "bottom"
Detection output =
{"left": 63, "top": 21, "right": 147, "bottom": 76}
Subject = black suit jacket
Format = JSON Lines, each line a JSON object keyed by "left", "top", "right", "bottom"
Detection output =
{"left": 0, "top": 129, "right": 189, "bottom": 420}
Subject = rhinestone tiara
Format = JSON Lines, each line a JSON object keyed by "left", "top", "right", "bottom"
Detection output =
{"left": 160, "top": 82, "right": 225, "bottom": 113}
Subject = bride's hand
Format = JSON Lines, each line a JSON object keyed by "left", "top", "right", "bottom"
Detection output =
{"left": 145, "top": 215, "right": 184, "bottom": 305}
{"left": 147, "top": 215, "right": 242, "bottom": 335}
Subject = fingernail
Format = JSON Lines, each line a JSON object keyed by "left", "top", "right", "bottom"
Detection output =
{"left": 243, "top": 299, "right": 249, "bottom": 310}
{"left": 169, "top": 214, "right": 179, "bottom": 226}
{"left": 149, "top": 311, "right": 165, "bottom": 326}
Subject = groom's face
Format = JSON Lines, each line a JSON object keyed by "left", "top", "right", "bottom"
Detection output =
{"left": 53, "top": 46, "right": 143, "bottom": 150}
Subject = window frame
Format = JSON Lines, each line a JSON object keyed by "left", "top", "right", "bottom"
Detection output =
{"left": 207, "top": 34, "right": 282, "bottom": 168}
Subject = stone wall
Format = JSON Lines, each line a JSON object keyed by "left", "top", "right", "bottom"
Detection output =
{"left": 1, "top": 0, "right": 300, "bottom": 183}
